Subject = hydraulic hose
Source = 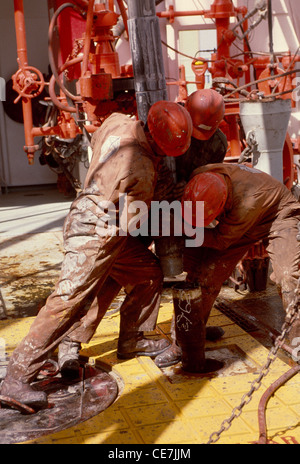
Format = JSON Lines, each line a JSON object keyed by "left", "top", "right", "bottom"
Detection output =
{"left": 48, "top": 2, "right": 85, "bottom": 102}
{"left": 49, "top": 56, "right": 83, "bottom": 113}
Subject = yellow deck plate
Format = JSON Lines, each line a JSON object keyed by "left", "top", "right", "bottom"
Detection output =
{"left": 1, "top": 302, "right": 300, "bottom": 445}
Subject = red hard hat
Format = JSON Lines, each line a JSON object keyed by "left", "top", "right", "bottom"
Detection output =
{"left": 147, "top": 101, "right": 193, "bottom": 157}
{"left": 186, "top": 89, "right": 225, "bottom": 141}
{"left": 182, "top": 172, "right": 228, "bottom": 227}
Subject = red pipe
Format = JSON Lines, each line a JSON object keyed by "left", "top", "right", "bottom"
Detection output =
{"left": 49, "top": 56, "right": 83, "bottom": 113}
{"left": 116, "top": 0, "right": 128, "bottom": 37}
{"left": 32, "top": 123, "right": 98, "bottom": 137}
{"left": 157, "top": 6, "right": 206, "bottom": 23}
{"left": 81, "top": 0, "right": 96, "bottom": 76}
{"left": 257, "top": 364, "right": 300, "bottom": 444}
{"left": 14, "top": 0, "right": 38, "bottom": 164}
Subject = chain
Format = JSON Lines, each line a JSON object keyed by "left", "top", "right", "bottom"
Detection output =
{"left": 207, "top": 279, "right": 300, "bottom": 444}
{"left": 238, "top": 130, "right": 258, "bottom": 164}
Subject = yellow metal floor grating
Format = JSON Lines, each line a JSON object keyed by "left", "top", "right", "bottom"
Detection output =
{"left": 1, "top": 301, "right": 300, "bottom": 445}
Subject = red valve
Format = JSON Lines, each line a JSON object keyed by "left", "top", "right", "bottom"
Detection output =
{"left": 12, "top": 66, "right": 45, "bottom": 103}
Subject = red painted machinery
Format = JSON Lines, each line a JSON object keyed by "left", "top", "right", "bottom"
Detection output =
{"left": 158, "top": 0, "right": 300, "bottom": 190}
{"left": 12, "top": 0, "right": 299, "bottom": 190}
{"left": 12, "top": 0, "right": 135, "bottom": 191}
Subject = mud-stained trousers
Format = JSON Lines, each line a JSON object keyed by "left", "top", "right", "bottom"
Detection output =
{"left": 67, "top": 239, "right": 163, "bottom": 344}
{"left": 5, "top": 200, "right": 163, "bottom": 384}
{"left": 184, "top": 217, "right": 300, "bottom": 342}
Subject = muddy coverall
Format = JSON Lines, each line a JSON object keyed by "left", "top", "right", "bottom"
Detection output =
{"left": 5, "top": 113, "right": 164, "bottom": 383}
{"left": 176, "top": 129, "right": 227, "bottom": 182}
{"left": 183, "top": 163, "right": 300, "bottom": 349}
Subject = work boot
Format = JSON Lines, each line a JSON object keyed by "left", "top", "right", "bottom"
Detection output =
{"left": 0, "top": 377, "right": 48, "bottom": 409}
{"left": 206, "top": 326, "right": 225, "bottom": 341}
{"left": 155, "top": 327, "right": 225, "bottom": 368}
{"left": 117, "top": 332, "right": 170, "bottom": 359}
{"left": 58, "top": 337, "right": 81, "bottom": 378}
{"left": 154, "top": 343, "right": 182, "bottom": 368}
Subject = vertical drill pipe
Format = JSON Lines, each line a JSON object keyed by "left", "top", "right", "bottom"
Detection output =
{"left": 126, "top": 0, "right": 168, "bottom": 123}
{"left": 14, "top": 0, "right": 36, "bottom": 164}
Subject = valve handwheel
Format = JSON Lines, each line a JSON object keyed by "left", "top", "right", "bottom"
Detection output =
{"left": 12, "top": 66, "right": 45, "bottom": 103}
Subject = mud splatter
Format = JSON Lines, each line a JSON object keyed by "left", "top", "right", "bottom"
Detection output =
{"left": 0, "top": 234, "right": 64, "bottom": 318}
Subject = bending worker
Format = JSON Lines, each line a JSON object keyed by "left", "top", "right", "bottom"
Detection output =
{"left": 0, "top": 102, "right": 193, "bottom": 408}
{"left": 177, "top": 163, "right": 300, "bottom": 373}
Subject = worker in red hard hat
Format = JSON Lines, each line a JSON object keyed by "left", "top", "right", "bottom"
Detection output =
{"left": 0, "top": 103, "right": 193, "bottom": 409}
{"left": 176, "top": 163, "right": 300, "bottom": 373}
{"left": 176, "top": 88, "right": 227, "bottom": 182}
{"left": 148, "top": 100, "right": 193, "bottom": 157}
{"left": 181, "top": 171, "right": 228, "bottom": 228}
{"left": 186, "top": 88, "right": 225, "bottom": 141}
